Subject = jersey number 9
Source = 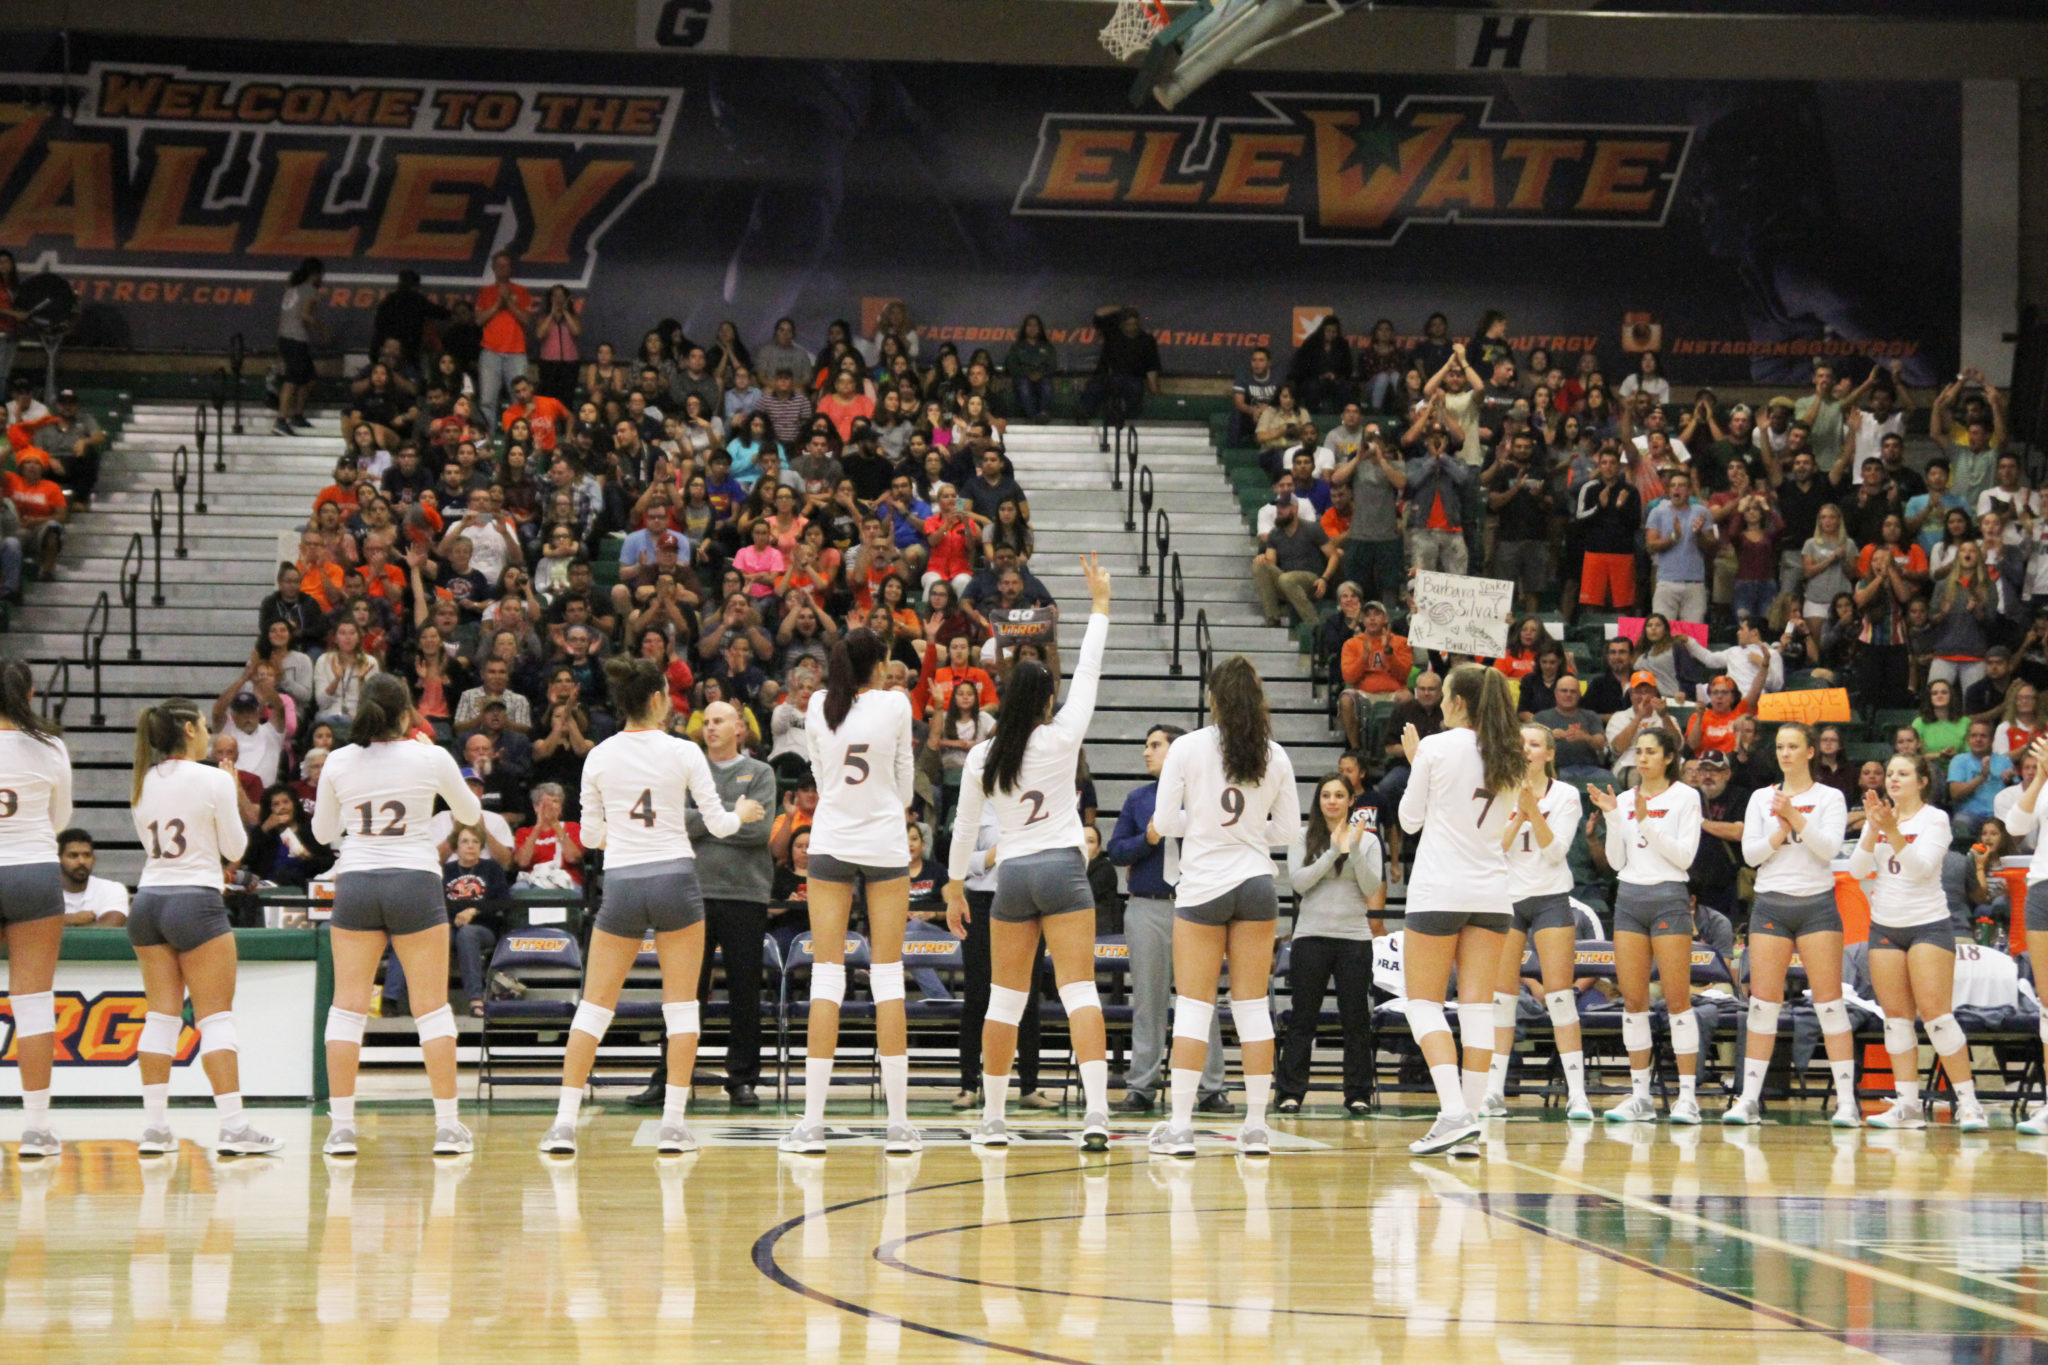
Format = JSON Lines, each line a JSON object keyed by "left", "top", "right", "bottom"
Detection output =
{"left": 1220, "top": 787, "right": 1244, "bottom": 826}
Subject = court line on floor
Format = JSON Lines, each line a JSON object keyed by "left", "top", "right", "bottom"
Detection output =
{"left": 1500, "top": 1156, "right": 2048, "bottom": 1334}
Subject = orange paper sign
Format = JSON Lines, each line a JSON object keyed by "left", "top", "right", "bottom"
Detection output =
{"left": 1756, "top": 688, "right": 1851, "bottom": 724}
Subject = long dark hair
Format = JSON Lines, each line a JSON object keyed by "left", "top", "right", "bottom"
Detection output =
{"left": 131, "top": 697, "right": 203, "bottom": 803}
{"left": 0, "top": 660, "right": 59, "bottom": 746}
{"left": 823, "top": 629, "right": 889, "bottom": 730}
{"left": 1445, "top": 662, "right": 1526, "bottom": 794}
{"left": 982, "top": 660, "right": 1056, "bottom": 797}
{"left": 1301, "top": 775, "right": 1353, "bottom": 864}
{"left": 350, "top": 672, "right": 412, "bottom": 745}
{"left": 604, "top": 655, "right": 666, "bottom": 725}
{"left": 288, "top": 257, "right": 323, "bottom": 287}
{"left": 1209, "top": 655, "right": 1271, "bottom": 786}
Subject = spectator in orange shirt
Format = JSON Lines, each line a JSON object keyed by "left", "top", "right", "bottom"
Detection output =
{"left": 914, "top": 633, "right": 998, "bottom": 715}
{"left": 312, "top": 457, "right": 367, "bottom": 520}
{"left": 1320, "top": 479, "right": 1352, "bottom": 541}
{"left": 768, "top": 770, "right": 818, "bottom": 863}
{"left": 475, "top": 250, "right": 534, "bottom": 426}
{"left": 4, "top": 451, "right": 66, "bottom": 577}
{"left": 1684, "top": 673, "right": 1763, "bottom": 755}
{"left": 500, "top": 375, "right": 569, "bottom": 453}
{"left": 295, "top": 533, "right": 347, "bottom": 613}
{"left": 1336, "top": 599, "right": 1413, "bottom": 748}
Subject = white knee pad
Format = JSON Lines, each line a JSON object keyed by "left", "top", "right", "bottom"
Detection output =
{"left": 869, "top": 961, "right": 905, "bottom": 1005}
{"left": 1883, "top": 1015, "right": 1917, "bottom": 1056}
{"left": 1746, "top": 997, "right": 1782, "bottom": 1038}
{"left": 139, "top": 1011, "right": 183, "bottom": 1058}
{"left": 1813, "top": 997, "right": 1850, "bottom": 1038}
{"left": 10, "top": 991, "right": 53, "bottom": 1038}
{"left": 1058, "top": 981, "right": 1101, "bottom": 1019}
{"left": 1405, "top": 999, "right": 1449, "bottom": 1043}
{"left": 1668, "top": 1008, "right": 1699, "bottom": 1057}
{"left": 809, "top": 962, "right": 846, "bottom": 1008}
{"left": 1622, "top": 1010, "right": 1653, "bottom": 1053}
{"left": 570, "top": 1000, "right": 615, "bottom": 1042}
{"left": 1544, "top": 989, "right": 1579, "bottom": 1029}
{"left": 1172, "top": 995, "right": 1216, "bottom": 1042}
{"left": 414, "top": 1004, "right": 458, "bottom": 1044}
{"left": 986, "top": 984, "right": 1030, "bottom": 1028}
{"left": 1229, "top": 995, "right": 1274, "bottom": 1045}
{"left": 1493, "top": 990, "right": 1520, "bottom": 1020}
{"left": 663, "top": 1001, "right": 700, "bottom": 1037}
{"left": 196, "top": 1012, "right": 238, "bottom": 1057}
{"left": 1925, "top": 1012, "right": 1967, "bottom": 1056}
{"left": 325, "top": 1006, "right": 368, "bottom": 1047}
{"left": 1458, "top": 1002, "right": 1493, "bottom": 1052}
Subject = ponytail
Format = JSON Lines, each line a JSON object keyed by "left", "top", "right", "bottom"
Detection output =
{"left": 603, "top": 655, "right": 666, "bottom": 725}
{"left": 350, "top": 672, "right": 412, "bottom": 745}
{"left": 1208, "top": 655, "right": 1271, "bottom": 786}
{"left": 1447, "top": 662, "right": 1526, "bottom": 794}
{"left": 0, "top": 660, "right": 59, "bottom": 747}
{"left": 132, "top": 699, "right": 203, "bottom": 803}
{"left": 823, "top": 629, "right": 889, "bottom": 731}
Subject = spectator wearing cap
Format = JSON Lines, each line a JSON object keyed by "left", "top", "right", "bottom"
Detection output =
{"left": 1687, "top": 747, "right": 1752, "bottom": 927}
{"left": 431, "top": 764, "right": 516, "bottom": 866}
{"left": 1685, "top": 672, "right": 1765, "bottom": 756}
{"left": 1965, "top": 644, "right": 2017, "bottom": 722}
{"left": 312, "top": 457, "right": 366, "bottom": 521}
{"left": 1645, "top": 469, "right": 1716, "bottom": 625}
{"left": 211, "top": 669, "right": 290, "bottom": 787}
{"left": 610, "top": 503, "right": 687, "bottom": 622}
{"left": 1336, "top": 599, "right": 1413, "bottom": 747}
{"left": 30, "top": 389, "right": 105, "bottom": 505}
{"left": 4, "top": 451, "right": 65, "bottom": 578}
{"left": 1252, "top": 483, "right": 1337, "bottom": 629}
{"left": 1604, "top": 670, "right": 1681, "bottom": 778}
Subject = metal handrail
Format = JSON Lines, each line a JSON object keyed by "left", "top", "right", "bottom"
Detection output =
{"left": 118, "top": 532, "right": 143, "bottom": 661}
{"left": 1194, "top": 609, "right": 1213, "bottom": 728}
{"left": 1153, "top": 507, "right": 1171, "bottom": 625}
{"left": 192, "top": 406, "right": 211, "bottom": 512}
{"left": 82, "top": 590, "right": 110, "bottom": 727}
{"left": 1168, "top": 552, "right": 1185, "bottom": 676}
{"left": 170, "top": 445, "right": 190, "bottom": 557}
{"left": 148, "top": 489, "right": 166, "bottom": 605}
{"left": 1134, "top": 464, "right": 1153, "bottom": 552}
{"left": 209, "top": 368, "right": 228, "bottom": 470}
{"left": 227, "top": 332, "right": 247, "bottom": 434}
{"left": 39, "top": 659, "right": 70, "bottom": 727}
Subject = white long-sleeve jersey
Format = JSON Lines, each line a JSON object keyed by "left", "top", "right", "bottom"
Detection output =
{"left": 948, "top": 613, "right": 1107, "bottom": 883}
{"left": 805, "top": 687, "right": 914, "bottom": 866}
{"left": 314, "top": 740, "right": 481, "bottom": 875}
{"left": 1741, "top": 781, "right": 1845, "bottom": 897}
{"left": 580, "top": 729, "right": 742, "bottom": 870}
{"left": 132, "top": 761, "right": 248, "bottom": 888}
{"left": 1398, "top": 728, "right": 1513, "bottom": 912}
{"left": 1151, "top": 727, "right": 1299, "bottom": 909}
{"left": 0, "top": 730, "right": 72, "bottom": 866}
{"left": 1603, "top": 781, "right": 1702, "bottom": 887}
{"left": 1506, "top": 779, "right": 1580, "bottom": 900}
{"left": 1845, "top": 803, "right": 1950, "bottom": 927}
{"left": 2001, "top": 786, "right": 2048, "bottom": 883}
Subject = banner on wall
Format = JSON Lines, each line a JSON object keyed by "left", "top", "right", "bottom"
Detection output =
{"left": 0, "top": 41, "right": 1965, "bottom": 384}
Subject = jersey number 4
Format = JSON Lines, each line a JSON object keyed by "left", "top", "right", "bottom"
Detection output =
{"left": 631, "top": 790, "right": 657, "bottom": 826}
{"left": 146, "top": 819, "right": 187, "bottom": 859}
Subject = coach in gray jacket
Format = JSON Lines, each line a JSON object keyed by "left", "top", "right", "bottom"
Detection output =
{"left": 685, "top": 700, "right": 779, "bottom": 1108}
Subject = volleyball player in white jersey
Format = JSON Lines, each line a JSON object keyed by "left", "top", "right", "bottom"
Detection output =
{"left": 1588, "top": 729, "right": 1704, "bottom": 1123}
{"left": 0, "top": 661, "right": 73, "bottom": 1158}
{"left": 542, "top": 658, "right": 767, "bottom": 1156}
{"left": 1729, "top": 722, "right": 1852, "bottom": 1126}
{"left": 128, "top": 698, "right": 285, "bottom": 1156}
{"left": 1846, "top": 754, "right": 1987, "bottom": 1131}
{"left": 946, "top": 555, "right": 1114, "bottom": 1151}
{"left": 1988, "top": 735, "right": 2048, "bottom": 1134}
{"left": 312, "top": 674, "right": 482, "bottom": 1157}
{"left": 1397, "top": 663, "right": 1527, "bottom": 1156}
{"left": 1146, "top": 655, "right": 1299, "bottom": 1159}
{"left": 782, "top": 629, "right": 919, "bottom": 1155}
{"left": 1484, "top": 725, "right": 1589, "bottom": 1121}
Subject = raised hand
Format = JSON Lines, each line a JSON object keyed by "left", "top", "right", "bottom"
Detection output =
{"left": 1081, "top": 551, "right": 1112, "bottom": 613}
{"left": 1587, "top": 784, "right": 1618, "bottom": 812}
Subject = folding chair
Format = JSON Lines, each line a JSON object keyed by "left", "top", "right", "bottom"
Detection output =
{"left": 478, "top": 928, "right": 582, "bottom": 1099}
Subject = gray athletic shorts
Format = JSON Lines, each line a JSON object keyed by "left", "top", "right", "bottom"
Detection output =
{"left": 1751, "top": 889, "right": 1843, "bottom": 941}
{"left": 1407, "top": 909, "right": 1512, "bottom": 937}
{"left": 1176, "top": 875, "right": 1279, "bottom": 926}
{"left": 127, "top": 887, "right": 233, "bottom": 953}
{"left": 0, "top": 862, "right": 64, "bottom": 924}
{"left": 2027, "top": 881, "right": 2048, "bottom": 934}
{"left": 330, "top": 869, "right": 448, "bottom": 936}
{"left": 1512, "top": 893, "right": 1576, "bottom": 935}
{"left": 595, "top": 857, "right": 705, "bottom": 938}
{"left": 1613, "top": 882, "right": 1693, "bottom": 939}
{"left": 1870, "top": 919, "right": 1957, "bottom": 953}
{"left": 991, "top": 848, "right": 1093, "bottom": 924}
{"left": 807, "top": 853, "right": 908, "bottom": 886}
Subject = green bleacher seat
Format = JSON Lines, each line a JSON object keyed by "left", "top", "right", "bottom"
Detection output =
{"left": 1873, "top": 708, "right": 1920, "bottom": 731}
{"left": 1847, "top": 742, "right": 1893, "bottom": 765}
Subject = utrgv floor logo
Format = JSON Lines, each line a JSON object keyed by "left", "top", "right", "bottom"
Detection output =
{"left": 1015, "top": 92, "right": 1691, "bottom": 245}
{"left": 0, "top": 993, "right": 200, "bottom": 1066}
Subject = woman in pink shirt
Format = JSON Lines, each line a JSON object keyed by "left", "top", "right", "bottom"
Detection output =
{"left": 733, "top": 518, "right": 787, "bottom": 604}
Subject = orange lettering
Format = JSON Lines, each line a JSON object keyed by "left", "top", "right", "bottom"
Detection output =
{"left": 368, "top": 154, "right": 498, "bottom": 260}
{"left": 1211, "top": 133, "right": 1301, "bottom": 207}
{"left": 127, "top": 145, "right": 238, "bottom": 253}
{"left": 373, "top": 90, "right": 418, "bottom": 129}
{"left": 1415, "top": 138, "right": 1496, "bottom": 211}
{"left": 1036, "top": 129, "right": 1133, "bottom": 203}
{"left": 1500, "top": 138, "right": 1584, "bottom": 211}
{"left": 0, "top": 108, "right": 51, "bottom": 195}
{"left": 516, "top": 157, "right": 635, "bottom": 264}
{"left": 323, "top": 89, "right": 377, "bottom": 126}
{"left": 97, "top": 72, "right": 162, "bottom": 118}
{"left": 236, "top": 84, "right": 281, "bottom": 122}
{"left": 1576, "top": 140, "right": 1671, "bottom": 213}
{"left": 1308, "top": 111, "right": 1461, "bottom": 230}
{"left": 0, "top": 141, "right": 117, "bottom": 250}
{"left": 246, "top": 150, "right": 360, "bottom": 257}
{"left": 620, "top": 98, "right": 663, "bottom": 136}
{"left": 1125, "top": 131, "right": 1203, "bottom": 205}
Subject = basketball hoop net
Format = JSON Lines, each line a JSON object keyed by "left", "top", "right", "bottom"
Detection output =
{"left": 1099, "top": 0, "right": 1171, "bottom": 60}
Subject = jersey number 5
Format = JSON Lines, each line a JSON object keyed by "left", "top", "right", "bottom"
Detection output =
{"left": 844, "top": 743, "right": 871, "bottom": 785}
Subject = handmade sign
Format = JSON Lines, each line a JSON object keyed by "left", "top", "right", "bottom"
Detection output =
{"left": 991, "top": 606, "right": 1057, "bottom": 642}
{"left": 1407, "top": 571, "right": 1513, "bottom": 657}
{"left": 1757, "top": 688, "right": 1852, "bottom": 723}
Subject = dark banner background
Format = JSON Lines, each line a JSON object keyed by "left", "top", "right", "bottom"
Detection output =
{"left": 0, "top": 37, "right": 1962, "bottom": 385}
